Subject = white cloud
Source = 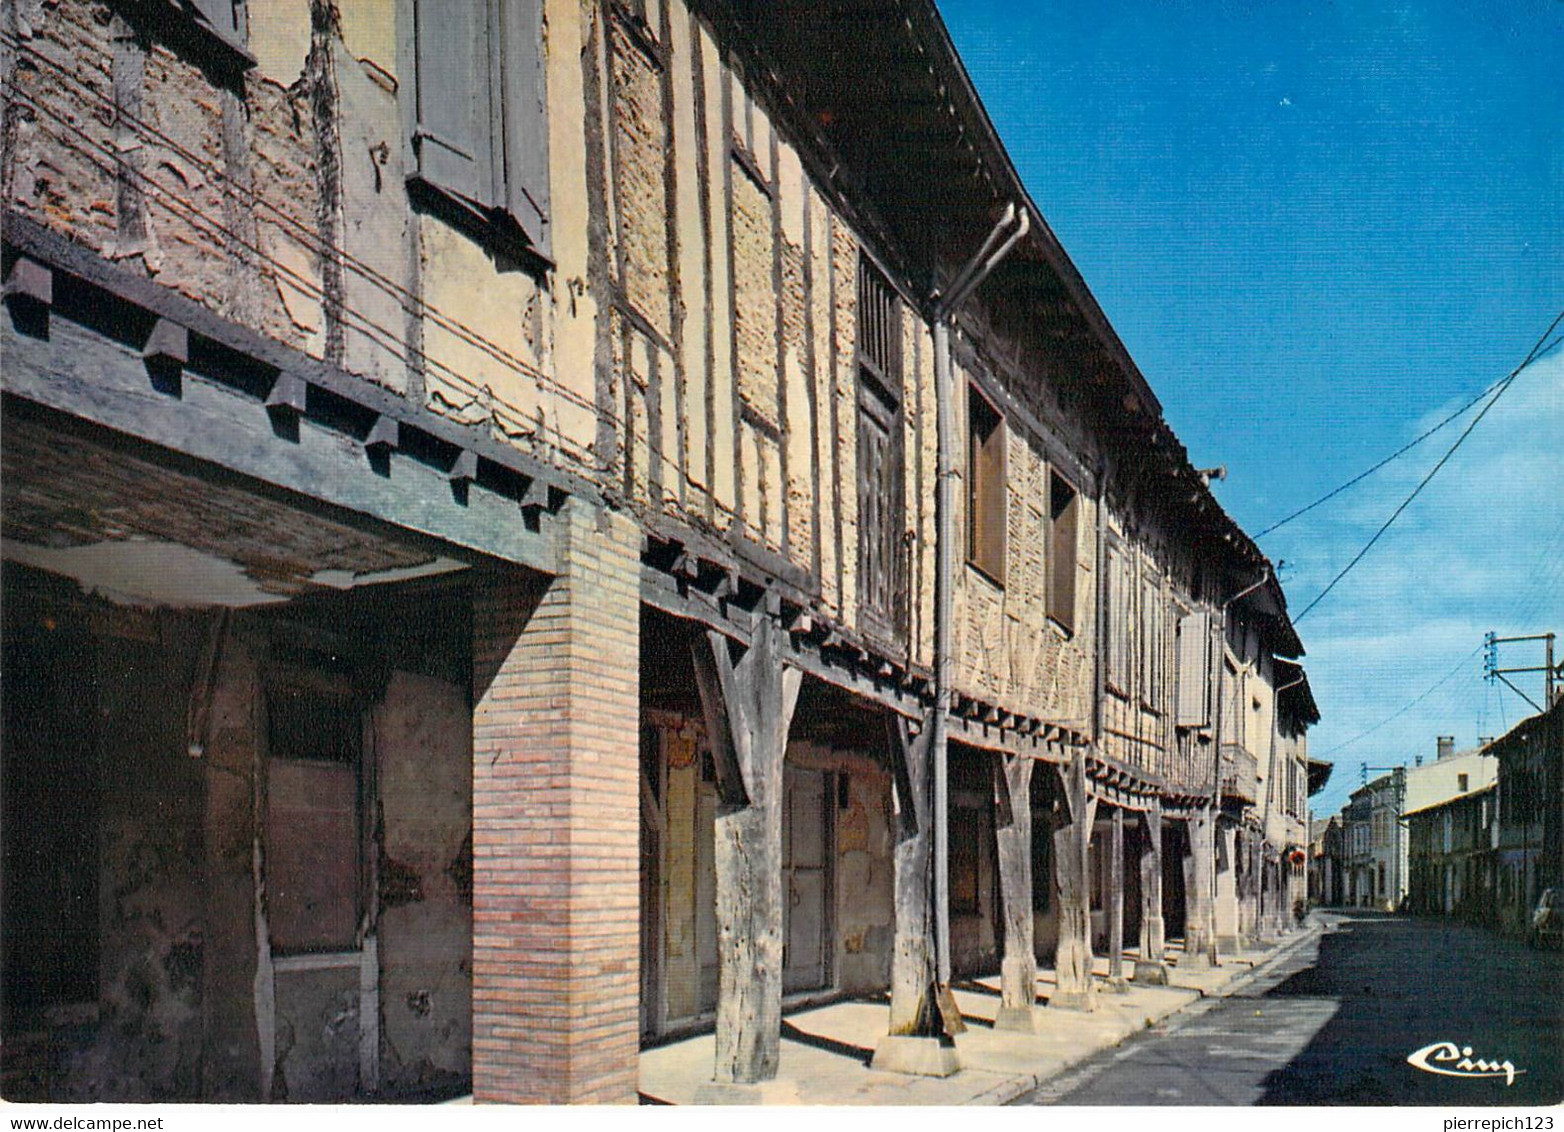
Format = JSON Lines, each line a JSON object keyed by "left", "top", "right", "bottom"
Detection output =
{"left": 1275, "top": 348, "right": 1563, "bottom": 817}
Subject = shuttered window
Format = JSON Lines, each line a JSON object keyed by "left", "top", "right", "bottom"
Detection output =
{"left": 117, "top": 0, "right": 249, "bottom": 62}
{"left": 1106, "top": 544, "right": 1130, "bottom": 694}
{"left": 856, "top": 257, "right": 904, "bottom": 644}
{"left": 191, "top": 0, "right": 244, "bottom": 45}
{"left": 408, "top": 0, "right": 551, "bottom": 255}
{"left": 1140, "top": 574, "right": 1166, "bottom": 710}
{"left": 967, "top": 384, "right": 1006, "bottom": 583}
{"left": 1046, "top": 472, "right": 1078, "bottom": 633}
{"left": 1176, "top": 608, "right": 1213, "bottom": 728}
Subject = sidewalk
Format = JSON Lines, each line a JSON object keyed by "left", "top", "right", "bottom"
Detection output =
{"left": 638, "top": 923, "right": 1322, "bottom": 1105}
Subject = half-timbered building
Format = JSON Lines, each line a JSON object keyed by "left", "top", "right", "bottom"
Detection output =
{"left": 1, "top": 0, "right": 1315, "bottom": 1102}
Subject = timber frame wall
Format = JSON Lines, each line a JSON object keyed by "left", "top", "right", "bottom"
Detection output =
{"left": 1, "top": 0, "right": 1318, "bottom": 1103}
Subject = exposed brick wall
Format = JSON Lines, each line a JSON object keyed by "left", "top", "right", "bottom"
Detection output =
{"left": 470, "top": 501, "right": 641, "bottom": 1104}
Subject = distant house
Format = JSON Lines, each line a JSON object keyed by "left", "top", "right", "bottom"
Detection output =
{"left": 1492, "top": 698, "right": 1564, "bottom": 935}
{"left": 1309, "top": 816, "right": 1344, "bottom": 907}
{"left": 1405, "top": 784, "right": 1496, "bottom": 920}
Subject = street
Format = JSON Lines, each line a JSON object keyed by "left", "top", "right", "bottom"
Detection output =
{"left": 1020, "top": 912, "right": 1563, "bottom": 1106}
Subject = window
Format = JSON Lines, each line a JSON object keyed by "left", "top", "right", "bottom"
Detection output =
{"left": 1046, "top": 472, "right": 1079, "bottom": 632}
{"left": 1139, "top": 574, "right": 1165, "bottom": 709}
{"left": 1106, "top": 544, "right": 1130, "bottom": 693}
{"left": 1458, "top": 773, "right": 1469, "bottom": 793}
{"left": 967, "top": 384, "right": 1006, "bottom": 583}
{"left": 1176, "top": 608, "right": 1213, "bottom": 728}
{"left": 265, "top": 678, "right": 365, "bottom": 954}
{"left": 407, "top": 0, "right": 551, "bottom": 255}
{"left": 856, "top": 257, "right": 905, "bottom": 643}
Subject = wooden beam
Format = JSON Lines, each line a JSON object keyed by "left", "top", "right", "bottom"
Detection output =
{"left": 1, "top": 318, "right": 554, "bottom": 573}
{"left": 3, "top": 255, "right": 52, "bottom": 336}
{"left": 993, "top": 753, "right": 1037, "bottom": 1031}
{"left": 364, "top": 414, "right": 399, "bottom": 452}
{"left": 699, "top": 619, "right": 801, "bottom": 1085}
{"left": 1051, "top": 748, "right": 1098, "bottom": 1011}
{"left": 883, "top": 713, "right": 939, "bottom": 1032}
{"left": 690, "top": 630, "right": 751, "bottom": 809}
{"left": 264, "top": 372, "right": 308, "bottom": 418}
{"left": 1107, "top": 806, "right": 1126, "bottom": 989}
{"left": 1183, "top": 806, "right": 1218, "bottom": 969}
{"left": 1135, "top": 805, "right": 1169, "bottom": 984}
{"left": 2, "top": 212, "right": 601, "bottom": 508}
{"left": 142, "top": 317, "right": 187, "bottom": 394}
{"left": 447, "top": 448, "right": 479, "bottom": 485}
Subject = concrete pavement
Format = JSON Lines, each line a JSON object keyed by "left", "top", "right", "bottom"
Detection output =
{"left": 636, "top": 923, "right": 1323, "bottom": 1105}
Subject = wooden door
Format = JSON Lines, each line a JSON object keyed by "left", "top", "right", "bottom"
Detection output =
{"left": 782, "top": 766, "right": 832, "bottom": 994}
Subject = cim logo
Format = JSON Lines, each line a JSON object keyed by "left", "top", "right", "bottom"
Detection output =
{"left": 1407, "top": 1041, "right": 1525, "bottom": 1086}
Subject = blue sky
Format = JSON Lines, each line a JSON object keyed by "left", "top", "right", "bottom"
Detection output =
{"left": 938, "top": 0, "right": 1563, "bottom": 819}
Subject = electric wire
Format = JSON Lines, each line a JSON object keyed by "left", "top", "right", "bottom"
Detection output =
{"left": 1255, "top": 371, "right": 1508, "bottom": 539}
{"left": 1314, "top": 643, "right": 1484, "bottom": 760}
{"left": 5, "top": 76, "right": 753, "bottom": 526}
{"left": 1293, "top": 317, "right": 1564, "bottom": 624}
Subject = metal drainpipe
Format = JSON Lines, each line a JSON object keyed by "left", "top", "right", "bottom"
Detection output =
{"left": 1206, "top": 565, "right": 1269, "bottom": 963}
{"left": 931, "top": 203, "right": 1029, "bottom": 991}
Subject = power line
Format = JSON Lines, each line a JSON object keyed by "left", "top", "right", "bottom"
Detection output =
{"left": 1293, "top": 316, "right": 1564, "bottom": 623}
{"left": 1315, "top": 643, "right": 1483, "bottom": 760}
{"left": 1255, "top": 371, "right": 1508, "bottom": 539}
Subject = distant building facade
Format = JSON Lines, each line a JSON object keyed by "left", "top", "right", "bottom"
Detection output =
{"left": 1406, "top": 785, "right": 1495, "bottom": 919}
{"left": 1493, "top": 699, "right": 1564, "bottom": 935}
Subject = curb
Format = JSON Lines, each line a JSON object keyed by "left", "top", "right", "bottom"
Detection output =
{"left": 984, "top": 920, "right": 1326, "bottom": 1106}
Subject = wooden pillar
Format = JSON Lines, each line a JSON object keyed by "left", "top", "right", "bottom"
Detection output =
{"left": 993, "top": 754, "right": 1038, "bottom": 1030}
{"left": 1184, "top": 806, "right": 1218, "bottom": 969}
{"left": 1106, "top": 806, "right": 1127, "bottom": 991}
{"left": 1135, "top": 806, "right": 1169, "bottom": 984}
{"left": 1051, "top": 747, "right": 1098, "bottom": 1011}
{"left": 871, "top": 714, "right": 960, "bottom": 1076}
{"left": 691, "top": 618, "right": 801, "bottom": 1088}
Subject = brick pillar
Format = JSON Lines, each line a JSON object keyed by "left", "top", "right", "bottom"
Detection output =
{"left": 470, "top": 501, "right": 642, "bottom": 1104}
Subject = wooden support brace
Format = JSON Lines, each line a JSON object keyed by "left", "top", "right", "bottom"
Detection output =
{"left": 993, "top": 753, "right": 1038, "bottom": 1030}
{"left": 691, "top": 631, "right": 751, "bottom": 808}
{"left": 1052, "top": 748, "right": 1099, "bottom": 1011}
{"left": 693, "top": 620, "right": 803, "bottom": 1086}
{"left": 872, "top": 709, "right": 960, "bottom": 1075}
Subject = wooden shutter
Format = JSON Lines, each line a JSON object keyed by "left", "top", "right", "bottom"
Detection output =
{"left": 192, "top": 0, "right": 244, "bottom": 43}
{"left": 968, "top": 385, "right": 1006, "bottom": 582}
{"left": 497, "top": 0, "right": 551, "bottom": 249}
{"left": 1047, "top": 472, "right": 1078, "bottom": 631}
{"left": 411, "top": 0, "right": 491, "bottom": 208}
{"left": 1176, "top": 609, "right": 1212, "bottom": 727}
{"left": 1106, "top": 545, "right": 1126, "bottom": 691}
{"left": 856, "top": 258, "right": 904, "bottom": 642}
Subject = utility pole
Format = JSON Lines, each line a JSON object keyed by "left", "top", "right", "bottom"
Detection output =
{"left": 1484, "top": 631, "right": 1560, "bottom": 712}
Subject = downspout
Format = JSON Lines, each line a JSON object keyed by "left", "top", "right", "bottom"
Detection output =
{"left": 931, "top": 203, "right": 1029, "bottom": 994}
{"left": 1205, "top": 564, "right": 1269, "bottom": 962}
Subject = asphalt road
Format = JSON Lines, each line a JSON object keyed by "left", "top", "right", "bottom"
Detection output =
{"left": 1019, "top": 911, "right": 1563, "bottom": 1106}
